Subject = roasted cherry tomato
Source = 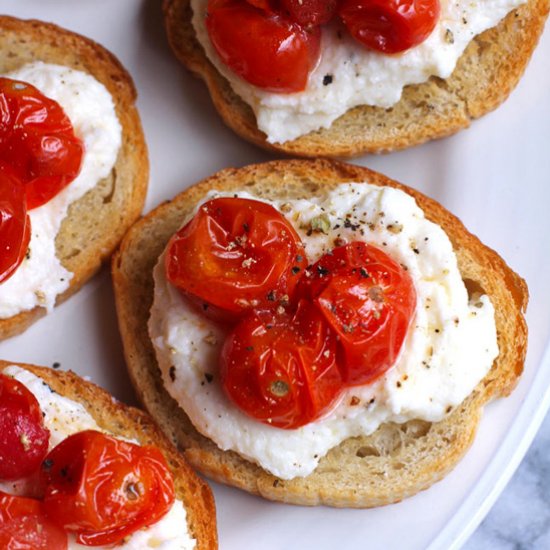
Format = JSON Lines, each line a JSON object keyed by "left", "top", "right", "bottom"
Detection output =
{"left": 280, "top": 0, "right": 339, "bottom": 26}
{"left": 221, "top": 300, "right": 343, "bottom": 428}
{"left": 0, "top": 77, "right": 83, "bottom": 210}
{"left": 245, "top": 0, "right": 274, "bottom": 9}
{"left": 0, "top": 168, "right": 31, "bottom": 284}
{"left": 298, "top": 242, "right": 416, "bottom": 385}
{"left": 206, "top": 0, "right": 321, "bottom": 92}
{"left": 0, "top": 492, "right": 42, "bottom": 520}
{"left": 0, "top": 374, "right": 50, "bottom": 480}
{"left": 339, "top": 0, "right": 440, "bottom": 54}
{"left": 41, "top": 430, "right": 175, "bottom": 547}
{"left": 0, "top": 492, "right": 68, "bottom": 550}
{"left": 166, "top": 197, "right": 305, "bottom": 322}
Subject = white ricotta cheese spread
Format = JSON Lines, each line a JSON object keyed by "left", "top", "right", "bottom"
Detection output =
{"left": 0, "top": 62, "right": 122, "bottom": 319}
{"left": 149, "top": 183, "right": 499, "bottom": 480}
{"left": 0, "top": 367, "right": 196, "bottom": 550}
{"left": 191, "top": 0, "right": 526, "bottom": 143}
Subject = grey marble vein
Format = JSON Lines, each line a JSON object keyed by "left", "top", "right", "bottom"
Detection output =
{"left": 464, "top": 410, "right": 550, "bottom": 550}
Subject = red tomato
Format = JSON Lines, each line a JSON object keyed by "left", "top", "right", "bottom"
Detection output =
{"left": 0, "top": 77, "right": 84, "bottom": 210}
{"left": 280, "top": 0, "right": 339, "bottom": 26}
{"left": 166, "top": 197, "right": 305, "bottom": 322}
{"left": 0, "top": 167, "right": 31, "bottom": 284}
{"left": 221, "top": 300, "right": 344, "bottom": 428}
{"left": 41, "top": 430, "right": 175, "bottom": 547}
{"left": 339, "top": 0, "right": 440, "bottom": 54}
{"left": 206, "top": 0, "right": 321, "bottom": 92}
{"left": 0, "top": 492, "right": 42, "bottom": 520}
{"left": 0, "top": 374, "right": 50, "bottom": 480}
{"left": 0, "top": 492, "right": 68, "bottom": 550}
{"left": 298, "top": 242, "right": 416, "bottom": 385}
{"left": 245, "top": 0, "right": 274, "bottom": 9}
{"left": 0, "top": 373, "right": 43, "bottom": 420}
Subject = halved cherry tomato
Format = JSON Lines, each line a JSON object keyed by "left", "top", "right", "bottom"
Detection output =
{"left": 298, "top": 242, "right": 416, "bottom": 385}
{"left": 0, "top": 492, "right": 68, "bottom": 550}
{"left": 339, "top": 0, "right": 440, "bottom": 54}
{"left": 41, "top": 430, "right": 175, "bottom": 547}
{"left": 221, "top": 300, "right": 343, "bottom": 428}
{"left": 206, "top": 0, "right": 321, "bottom": 92}
{"left": 0, "top": 77, "right": 83, "bottom": 210}
{"left": 0, "top": 374, "right": 50, "bottom": 480}
{"left": 280, "top": 0, "right": 339, "bottom": 26}
{"left": 166, "top": 197, "right": 305, "bottom": 322}
{"left": 0, "top": 167, "right": 31, "bottom": 284}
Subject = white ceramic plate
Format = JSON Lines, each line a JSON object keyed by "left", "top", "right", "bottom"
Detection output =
{"left": 1, "top": 1, "right": 549, "bottom": 548}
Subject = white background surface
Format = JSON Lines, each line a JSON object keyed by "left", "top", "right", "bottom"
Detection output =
{"left": 0, "top": 1, "right": 549, "bottom": 549}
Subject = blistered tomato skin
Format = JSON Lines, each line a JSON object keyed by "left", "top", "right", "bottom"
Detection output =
{"left": 0, "top": 373, "right": 50, "bottom": 481}
{"left": 281, "top": 0, "right": 339, "bottom": 26}
{"left": 245, "top": 0, "right": 274, "bottom": 9}
{"left": 166, "top": 197, "right": 305, "bottom": 322}
{"left": 339, "top": 0, "right": 440, "bottom": 54}
{"left": 206, "top": 0, "right": 321, "bottom": 92}
{"left": 0, "top": 77, "right": 84, "bottom": 210}
{"left": 0, "top": 491, "right": 42, "bottom": 520}
{"left": 0, "top": 168, "right": 31, "bottom": 284}
{"left": 220, "top": 300, "right": 344, "bottom": 429}
{"left": 41, "top": 430, "right": 175, "bottom": 547}
{"left": 0, "top": 492, "right": 68, "bottom": 550}
{"left": 40, "top": 430, "right": 175, "bottom": 546}
{"left": 299, "top": 242, "right": 417, "bottom": 385}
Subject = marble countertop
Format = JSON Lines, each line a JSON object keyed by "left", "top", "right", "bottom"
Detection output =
{"left": 464, "top": 409, "right": 550, "bottom": 549}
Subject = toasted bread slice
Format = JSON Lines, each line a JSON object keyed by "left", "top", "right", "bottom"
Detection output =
{"left": 112, "top": 159, "right": 528, "bottom": 507}
{"left": 163, "top": 0, "right": 549, "bottom": 157}
{"left": 0, "top": 360, "right": 217, "bottom": 549}
{"left": 0, "top": 16, "right": 148, "bottom": 340}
